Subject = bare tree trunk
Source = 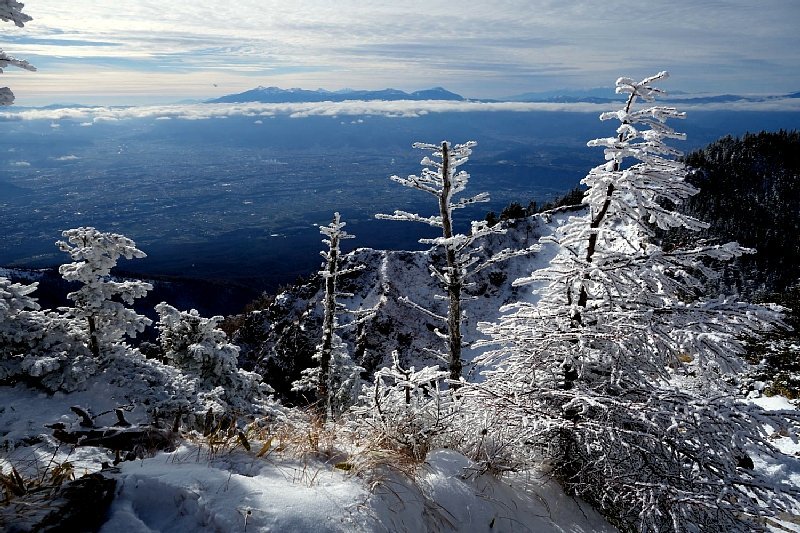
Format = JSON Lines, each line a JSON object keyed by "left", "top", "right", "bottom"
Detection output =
{"left": 439, "top": 141, "right": 463, "bottom": 382}
{"left": 574, "top": 90, "right": 636, "bottom": 325}
{"left": 87, "top": 315, "right": 100, "bottom": 359}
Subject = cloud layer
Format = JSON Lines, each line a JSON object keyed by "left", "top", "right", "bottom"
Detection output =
{"left": 3, "top": 97, "right": 799, "bottom": 124}
{"left": 3, "top": 1, "right": 799, "bottom": 105}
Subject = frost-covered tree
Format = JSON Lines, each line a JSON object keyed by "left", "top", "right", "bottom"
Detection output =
{"left": 293, "top": 334, "right": 364, "bottom": 420}
{"left": 349, "top": 351, "right": 453, "bottom": 460}
{"left": 1, "top": 1, "right": 36, "bottom": 106}
{"left": 292, "top": 213, "right": 365, "bottom": 419}
{"left": 0, "top": 277, "right": 93, "bottom": 391}
{"left": 476, "top": 72, "right": 800, "bottom": 531}
{"left": 155, "top": 303, "right": 272, "bottom": 422}
{"left": 57, "top": 227, "right": 152, "bottom": 359}
{"left": 378, "top": 141, "right": 532, "bottom": 382}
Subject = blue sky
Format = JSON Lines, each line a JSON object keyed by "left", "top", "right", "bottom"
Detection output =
{"left": 2, "top": 0, "right": 799, "bottom": 106}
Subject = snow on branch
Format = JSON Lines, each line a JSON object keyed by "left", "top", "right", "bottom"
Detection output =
{"left": 614, "top": 71, "right": 669, "bottom": 102}
{"left": 375, "top": 210, "right": 442, "bottom": 227}
{"left": 0, "top": 1, "right": 31, "bottom": 27}
{"left": 397, "top": 295, "right": 447, "bottom": 323}
{"left": 1, "top": 1, "right": 35, "bottom": 106}
{"left": 0, "top": 51, "right": 35, "bottom": 73}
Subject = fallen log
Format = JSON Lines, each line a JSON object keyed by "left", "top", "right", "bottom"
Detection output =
{"left": 47, "top": 423, "right": 176, "bottom": 455}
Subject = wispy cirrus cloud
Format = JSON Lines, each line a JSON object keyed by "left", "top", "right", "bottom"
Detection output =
{"left": 2, "top": 1, "right": 799, "bottom": 105}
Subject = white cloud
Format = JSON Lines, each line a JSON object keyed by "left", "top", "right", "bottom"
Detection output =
{"left": 0, "top": 101, "right": 601, "bottom": 123}
{"left": 1, "top": 97, "right": 798, "bottom": 124}
{"left": 11, "top": 161, "right": 31, "bottom": 167}
{"left": 55, "top": 154, "right": 79, "bottom": 160}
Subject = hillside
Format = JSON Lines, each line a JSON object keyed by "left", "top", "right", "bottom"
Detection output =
{"left": 231, "top": 208, "right": 578, "bottom": 401}
{"left": 679, "top": 130, "right": 800, "bottom": 295}
{"left": 674, "top": 130, "right": 800, "bottom": 397}
{"left": 245, "top": 129, "right": 800, "bottom": 404}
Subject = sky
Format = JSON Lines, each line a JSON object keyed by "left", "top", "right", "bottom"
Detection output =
{"left": 1, "top": 0, "right": 799, "bottom": 106}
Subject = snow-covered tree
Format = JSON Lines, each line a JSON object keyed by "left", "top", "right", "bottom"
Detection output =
{"left": 377, "top": 141, "right": 533, "bottom": 382}
{"left": 57, "top": 227, "right": 152, "bottom": 359}
{"left": 0, "top": 277, "right": 39, "bottom": 332}
{"left": 476, "top": 72, "right": 800, "bottom": 530}
{"left": 0, "top": 277, "right": 92, "bottom": 391}
{"left": 293, "top": 334, "right": 364, "bottom": 419}
{"left": 292, "top": 213, "right": 365, "bottom": 420}
{"left": 155, "top": 303, "right": 272, "bottom": 423}
{"left": 1, "top": 1, "right": 36, "bottom": 106}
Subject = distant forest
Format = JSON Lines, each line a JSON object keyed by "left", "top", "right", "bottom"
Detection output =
{"left": 681, "top": 130, "right": 799, "bottom": 296}
{"left": 682, "top": 130, "right": 800, "bottom": 395}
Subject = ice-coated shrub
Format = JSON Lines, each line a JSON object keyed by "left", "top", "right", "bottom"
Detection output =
{"left": 57, "top": 227, "right": 152, "bottom": 358}
{"left": 349, "top": 351, "right": 456, "bottom": 461}
{"left": 154, "top": 303, "right": 274, "bottom": 426}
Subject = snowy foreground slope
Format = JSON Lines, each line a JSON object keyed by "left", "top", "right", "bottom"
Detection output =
{"left": 102, "top": 448, "right": 613, "bottom": 532}
{"left": 0, "top": 382, "right": 615, "bottom": 532}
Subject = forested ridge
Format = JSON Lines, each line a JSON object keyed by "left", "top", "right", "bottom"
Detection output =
{"left": 671, "top": 130, "right": 800, "bottom": 397}
{"left": 680, "top": 130, "right": 800, "bottom": 295}
{"left": 490, "top": 130, "right": 800, "bottom": 298}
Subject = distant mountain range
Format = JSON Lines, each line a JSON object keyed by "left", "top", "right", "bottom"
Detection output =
{"left": 504, "top": 88, "right": 800, "bottom": 105}
{"left": 503, "top": 87, "right": 620, "bottom": 103}
{"left": 207, "top": 86, "right": 465, "bottom": 104}
{"left": 206, "top": 85, "right": 800, "bottom": 106}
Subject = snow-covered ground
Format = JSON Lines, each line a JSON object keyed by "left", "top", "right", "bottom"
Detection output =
{"left": 747, "top": 394, "right": 800, "bottom": 532}
{"left": 5, "top": 374, "right": 799, "bottom": 531}
{"left": 101, "top": 446, "right": 614, "bottom": 532}
{"left": 0, "top": 379, "right": 616, "bottom": 532}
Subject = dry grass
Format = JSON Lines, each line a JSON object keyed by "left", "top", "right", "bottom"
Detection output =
{"left": 235, "top": 407, "right": 432, "bottom": 491}
{"left": 188, "top": 402, "right": 516, "bottom": 504}
{"left": 0, "top": 456, "right": 76, "bottom": 504}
